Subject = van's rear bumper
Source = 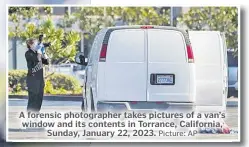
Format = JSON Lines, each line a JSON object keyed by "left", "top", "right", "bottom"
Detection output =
{"left": 97, "top": 101, "right": 195, "bottom": 112}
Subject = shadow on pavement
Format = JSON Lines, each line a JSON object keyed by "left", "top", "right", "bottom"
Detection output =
{"left": 9, "top": 128, "right": 45, "bottom": 132}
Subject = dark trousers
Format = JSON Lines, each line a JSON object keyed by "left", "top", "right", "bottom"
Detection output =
{"left": 27, "top": 77, "right": 44, "bottom": 112}
{"left": 27, "top": 90, "right": 44, "bottom": 112}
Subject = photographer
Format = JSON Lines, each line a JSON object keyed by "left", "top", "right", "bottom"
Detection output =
{"left": 25, "top": 37, "right": 50, "bottom": 112}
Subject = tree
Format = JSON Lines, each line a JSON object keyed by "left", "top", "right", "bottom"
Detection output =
{"left": 177, "top": 7, "right": 238, "bottom": 56}
{"left": 72, "top": 7, "right": 170, "bottom": 35}
{"left": 120, "top": 7, "right": 170, "bottom": 26}
{"left": 8, "top": 6, "right": 81, "bottom": 64}
{"left": 70, "top": 7, "right": 107, "bottom": 55}
{"left": 8, "top": 7, "right": 39, "bottom": 39}
{"left": 69, "top": 7, "right": 170, "bottom": 54}
{"left": 57, "top": 10, "right": 77, "bottom": 31}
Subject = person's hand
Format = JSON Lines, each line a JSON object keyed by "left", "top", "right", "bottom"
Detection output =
{"left": 43, "top": 42, "right": 51, "bottom": 48}
{"left": 42, "top": 53, "right": 49, "bottom": 60}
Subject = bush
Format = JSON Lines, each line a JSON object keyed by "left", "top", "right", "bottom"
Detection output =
{"left": 8, "top": 70, "right": 27, "bottom": 93}
{"left": 8, "top": 70, "right": 82, "bottom": 95}
{"left": 45, "top": 73, "right": 82, "bottom": 95}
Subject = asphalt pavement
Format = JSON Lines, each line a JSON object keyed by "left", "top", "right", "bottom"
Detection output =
{"left": 8, "top": 98, "right": 82, "bottom": 106}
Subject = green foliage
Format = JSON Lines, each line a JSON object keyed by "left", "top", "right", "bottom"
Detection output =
{"left": 9, "top": 7, "right": 39, "bottom": 38}
{"left": 57, "top": 11, "right": 77, "bottom": 29}
{"left": 121, "top": 7, "right": 170, "bottom": 26}
{"left": 8, "top": 70, "right": 27, "bottom": 93}
{"left": 8, "top": 7, "right": 81, "bottom": 64}
{"left": 8, "top": 70, "right": 82, "bottom": 95}
{"left": 44, "top": 80, "right": 53, "bottom": 94}
{"left": 70, "top": 7, "right": 170, "bottom": 41}
{"left": 9, "top": 6, "right": 238, "bottom": 58}
{"left": 59, "top": 7, "right": 170, "bottom": 53}
{"left": 177, "top": 7, "right": 238, "bottom": 56}
{"left": 9, "top": 7, "right": 171, "bottom": 62}
{"left": 45, "top": 73, "right": 82, "bottom": 95}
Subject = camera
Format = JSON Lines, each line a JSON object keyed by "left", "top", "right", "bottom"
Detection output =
{"left": 38, "top": 34, "right": 51, "bottom": 48}
{"left": 43, "top": 42, "right": 51, "bottom": 47}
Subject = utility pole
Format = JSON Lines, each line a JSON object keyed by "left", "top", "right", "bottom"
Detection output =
{"left": 104, "top": 7, "right": 107, "bottom": 26}
{"left": 81, "top": 32, "right": 84, "bottom": 54}
{"left": 68, "top": 6, "right": 71, "bottom": 15}
{"left": 12, "top": 37, "right": 17, "bottom": 69}
{"left": 170, "top": 7, "right": 174, "bottom": 26}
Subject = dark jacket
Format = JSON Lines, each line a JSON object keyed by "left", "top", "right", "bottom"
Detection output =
{"left": 25, "top": 49, "right": 49, "bottom": 93}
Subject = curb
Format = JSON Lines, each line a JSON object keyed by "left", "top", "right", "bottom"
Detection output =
{"left": 8, "top": 95, "right": 82, "bottom": 102}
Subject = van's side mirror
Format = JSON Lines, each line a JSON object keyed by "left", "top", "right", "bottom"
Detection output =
{"left": 75, "top": 52, "right": 88, "bottom": 66}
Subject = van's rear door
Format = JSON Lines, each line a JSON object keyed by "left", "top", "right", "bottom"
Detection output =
{"left": 104, "top": 29, "right": 147, "bottom": 101}
{"left": 221, "top": 33, "right": 228, "bottom": 100}
{"left": 189, "top": 31, "right": 225, "bottom": 106}
{"left": 147, "top": 29, "right": 192, "bottom": 102}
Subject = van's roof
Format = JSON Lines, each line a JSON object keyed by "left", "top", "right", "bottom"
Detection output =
{"left": 107, "top": 25, "right": 185, "bottom": 32}
{"left": 103, "top": 25, "right": 191, "bottom": 45}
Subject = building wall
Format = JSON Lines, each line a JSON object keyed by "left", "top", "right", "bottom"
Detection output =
{"left": 52, "top": 7, "right": 68, "bottom": 15}
{"left": 181, "top": 7, "right": 191, "bottom": 13}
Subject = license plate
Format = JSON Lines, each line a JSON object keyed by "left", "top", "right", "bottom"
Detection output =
{"left": 156, "top": 75, "right": 174, "bottom": 84}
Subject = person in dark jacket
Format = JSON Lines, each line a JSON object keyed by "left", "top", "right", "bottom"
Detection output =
{"left": 25, "top": 38, "right": 49, "bottom": 112}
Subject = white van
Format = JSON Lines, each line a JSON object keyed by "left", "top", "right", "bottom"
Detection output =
{"left": 188, "top": 31, "right": 228, "bottom": 112}
{"left": 75, "top": 26, "right": 196, "bottom": 112}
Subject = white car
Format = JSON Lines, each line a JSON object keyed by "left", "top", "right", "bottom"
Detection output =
{"left": 75, "top": 26, "right": 196, "bottom": 112}
{"left": 234, "top": 82, "right": 238, "bottom": 91}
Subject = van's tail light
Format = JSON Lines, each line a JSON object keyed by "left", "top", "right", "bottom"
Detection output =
{"left": 141, "top": 26, "right": 154, "bottom": 29}
{"left": 99, "top": 44, "right": 108, "bottom": 62}
{"left": 187, "top": 45, "right": 194, "bottom": 63}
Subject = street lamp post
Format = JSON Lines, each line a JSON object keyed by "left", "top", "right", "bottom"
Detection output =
{"left": 81, "top": 32, "right": 84, "bottom": 53}
{"left": 170, "top": 7, "right": 174, "bottom": 26}
{"left": 13, "top": 37, "right": 17, "bottom": 69}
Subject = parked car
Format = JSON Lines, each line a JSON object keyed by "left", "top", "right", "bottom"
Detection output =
{"left": 227, "top": 51, "right": 238, "bottom": 97}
